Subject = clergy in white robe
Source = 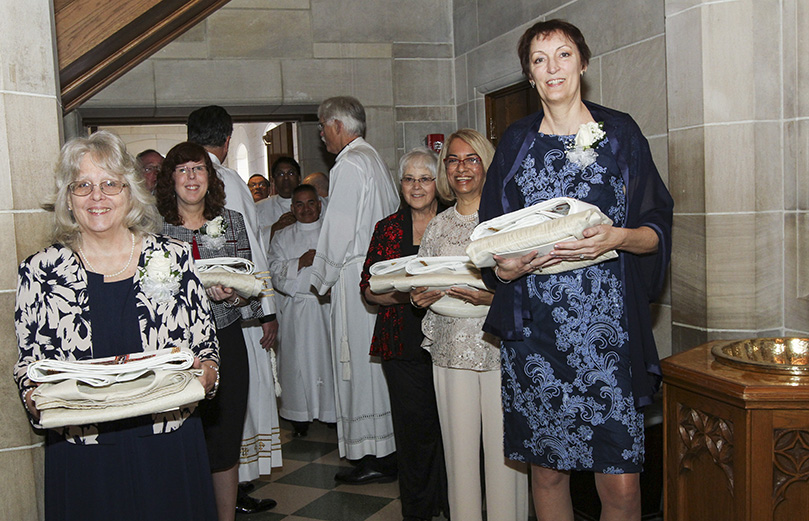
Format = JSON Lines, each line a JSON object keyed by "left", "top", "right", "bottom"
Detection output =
{"left": 208, "top": 152, "right": 284, "bottom": 480}
{"left": 310, "top": 97, "right": 400, "bottom": 465}
{"left": 268, "top": 185, "right": 336, "bottom": 428}
{"left": 256, "top": 194, "right": 291, "bottom": 254}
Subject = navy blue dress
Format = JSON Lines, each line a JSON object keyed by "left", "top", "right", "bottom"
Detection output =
{"left": 44, "top": 272, "right": 217, "bottom": 521}
{"left": 501, "top": 133, "right": 645, "bottom": 474}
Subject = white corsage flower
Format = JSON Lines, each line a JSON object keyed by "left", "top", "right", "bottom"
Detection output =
{"left": 199, "top": 216, "right": 227, "bottom": 250}
{"left": 137, "top": 250, "right": 181, "bottom": 303}
{"left": 566, "top": 121, "right": 606, "bottom": 168}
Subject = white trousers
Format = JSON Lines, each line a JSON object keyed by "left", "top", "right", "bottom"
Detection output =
{"left": 432, "top": 365, "right": 529, "bottom": 521}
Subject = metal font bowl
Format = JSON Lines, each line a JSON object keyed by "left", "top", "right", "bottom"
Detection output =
{"left": 711, "top": 338, "right": 809, "bottom": 375}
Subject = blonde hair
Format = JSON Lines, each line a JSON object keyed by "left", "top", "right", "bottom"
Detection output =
{"left": 49, "top": 131, "right": 160, "bottom": 249}
{"left": 435, "top": 129, "right": 495, "bottom": 203}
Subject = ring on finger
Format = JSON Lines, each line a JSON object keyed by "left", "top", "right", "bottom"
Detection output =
{"left": 579, "top": 253, "right": 584, "bottom": 260}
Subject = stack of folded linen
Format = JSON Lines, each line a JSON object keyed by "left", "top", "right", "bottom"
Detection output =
{"left": 369, "top": 255, "right": 490, "bottom": 318}
{"left": 195, "top": 257, "right": 265, "bottom": 298}
{"left": 28, "top": 348, "right": 205, "bottom": 428}
{"left": 466, "top": 197, "right": 617, "bottom": 275}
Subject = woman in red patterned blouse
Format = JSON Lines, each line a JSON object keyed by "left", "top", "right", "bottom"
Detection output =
{"left": 360, "top": 147, "right": 449, "bottom": 521}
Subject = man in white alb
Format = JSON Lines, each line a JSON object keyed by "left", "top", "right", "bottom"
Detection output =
{"left": 310, "top": 96, "right": 400, "bottom": 484}
{"left": 187, "top": 105, "right": 281, "bottom": 514}
{"left": 268, "top": 184, "right": 336, "bottom": 438}
{"left": 255, "top": 157, "right": 301, "bottom": 253}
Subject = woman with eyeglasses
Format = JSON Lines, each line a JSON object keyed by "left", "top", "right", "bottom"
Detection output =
{"left": 14, "top": 131, "right": 219, "bottom": 520}
{"left": 155, "top": 142, "right": 268, "bottom": 521}
{"left": 360, "top": 147, "right": 449, "bottom": 521}
{"left": 409, "top": 130, "right": 529, "bottom": 521}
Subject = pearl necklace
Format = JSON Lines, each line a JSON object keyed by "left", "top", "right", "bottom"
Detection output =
{"left": 79, "top": 232, "right": 136, "bottom": 278}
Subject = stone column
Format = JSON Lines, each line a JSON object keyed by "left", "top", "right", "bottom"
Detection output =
{"left": 0, "top": 1, "right": 64, "bottom": 519}
{"left": 666, "top": 0, "right": 808, "bottom": 352}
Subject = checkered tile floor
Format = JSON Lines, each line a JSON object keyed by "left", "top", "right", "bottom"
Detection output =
{"left": 238, "top": 419, "right": 662, "bottom": 521}
{"left": 237, "top": 419, "right": 449, "bottom": 521}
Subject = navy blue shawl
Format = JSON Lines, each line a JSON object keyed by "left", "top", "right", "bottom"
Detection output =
{"left": 479, "top": 100, "right": 674, "bottom": 408}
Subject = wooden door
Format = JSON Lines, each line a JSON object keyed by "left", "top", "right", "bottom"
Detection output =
{"left": 263, "top": 122, "right": 295, "bottom": 194}
{"left": 485, "top": 81, "right": 539, "bottom": 148}
{"left": 264, "top": 122, "right": 295, "bottom": 170}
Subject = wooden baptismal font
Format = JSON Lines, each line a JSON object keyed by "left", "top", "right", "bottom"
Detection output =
{"left": 662, "top": 339, "right": 809, "bottom": 521}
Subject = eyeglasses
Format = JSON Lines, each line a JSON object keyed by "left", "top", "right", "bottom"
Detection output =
{"left": 317, "top": 119, "right": 333, "bottom": 132}
{"left": 69, "top": 180, "right": 129, "bottom": 197}
{"left": 175, "top": 164, "right": 207, "bottom": 176}
{"left": 143, "top": 165, "right": 160, "bottom": 173}
{"left": 443, "top": 156, "right": 482, "bottom": 169}
{"left": 273, "top": 170, "right": 299, "bottom": 179}
{"left": 401, "top": 176, "right": 435, "bottom": 186}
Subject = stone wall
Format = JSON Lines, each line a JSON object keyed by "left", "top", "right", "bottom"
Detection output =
{"left": 0, "top": 1, "right": 63, "bottom": 519}
{"left": 667, "top": 0, "right": 809, "bottom": 349}
{"left": 81, "top": 0, "right": 459, "bottom": 175}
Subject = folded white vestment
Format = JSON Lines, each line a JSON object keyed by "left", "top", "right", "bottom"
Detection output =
{"left": 466, "top": 197, "right": 618, "bottom": 275}
{"left": 195, "top": 257, "right": 265, "bottom": 298}
{"left": 28, "top": 348, "right": 204, "bottom": 429}
{"left": 368, "top": 255, "right": 490, "bottom": 318}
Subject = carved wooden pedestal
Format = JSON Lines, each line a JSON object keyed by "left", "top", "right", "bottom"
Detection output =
{"left": 662, "top": 342, "right": 809, "bottom": 521}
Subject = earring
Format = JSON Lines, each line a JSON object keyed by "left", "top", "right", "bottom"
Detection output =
{"left": 529, "top": 80, "right": 536, "bottom": 88}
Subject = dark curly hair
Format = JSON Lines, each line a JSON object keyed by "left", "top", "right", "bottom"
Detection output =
{"left": 155, "top": 142, "right": 226, "bottom": 226}
{"left": 517, "top": 19, "right": 591, "bottom": 79}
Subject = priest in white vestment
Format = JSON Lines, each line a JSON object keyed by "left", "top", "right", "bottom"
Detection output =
{"left": 268, "top": 184, "right": 336, "bottom": 437}
{"left": 255, "top": 156, "right": 300, "bottom": 253}
{"left": 310, "top": 96, "right": 400, "bottom": 484}
{"left": 188, "top": 106, "right": 281, "bottom": 515}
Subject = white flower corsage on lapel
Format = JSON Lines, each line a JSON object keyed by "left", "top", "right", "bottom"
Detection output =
{"left": 199, "top": 216, "right": 228, "bottom": 250}
{"left": 566, "top": 121, "right": 606, "bottom": 168}
{"left": 137, "top": 250, "right": 181, "bottom": 303}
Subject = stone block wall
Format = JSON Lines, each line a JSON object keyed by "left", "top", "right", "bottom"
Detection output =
{"left": 666, "top": 0, "right": 809, "bottom": 350}
{"left": 82, "top": 0, "right": 459, "bottom": 175}
{"left": 0, "top": 1, "right": 63, "bottom": 519}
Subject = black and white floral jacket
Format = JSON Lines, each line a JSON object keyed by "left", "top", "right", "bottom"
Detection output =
{"left": 13, "top": 234, "right": 219, "bottom": 443}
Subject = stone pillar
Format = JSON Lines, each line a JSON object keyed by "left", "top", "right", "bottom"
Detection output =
{"left": 0, "top": 1, "right": 64, "bottom": 519}
{"left": 666, "top": 0, "right": 808, "bottom": 352}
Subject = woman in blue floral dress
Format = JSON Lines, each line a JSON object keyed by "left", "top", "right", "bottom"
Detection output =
{"left": 479, "top": 20, "right": 673, "bottom": 521}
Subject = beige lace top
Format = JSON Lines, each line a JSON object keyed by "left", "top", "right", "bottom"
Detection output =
{"left": 418, "top": 206, "right": 500, "bottom": 371}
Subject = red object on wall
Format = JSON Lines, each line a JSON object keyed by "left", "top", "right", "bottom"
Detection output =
{"left": 426, "top": 134, "right": 444, "bottom": 154}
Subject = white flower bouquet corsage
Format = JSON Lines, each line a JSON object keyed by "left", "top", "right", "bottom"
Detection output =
{"left": 199, "top": 216, "right": 228, "bottom": 249}
{"left": 566, "top": 121, "right": 606, "bottom": 168}
{"left": 137, "top": 250, "right": 181, "bottom": 303}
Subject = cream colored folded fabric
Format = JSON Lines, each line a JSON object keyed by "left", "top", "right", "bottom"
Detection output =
{"left": 368, "top": 255, "right": 418, "bottom": 293}
{"left": 368, "top": 255, "right": 490, "bottom": 317}
{"left": 28, "top": 348, "right": 195, "bottom": 387}
{"left": 196, "top": 257, "right": 255, "bottom": 274}
{"left": 28, "top": 349, "right": 205, "bottom": 429}
{"left": 466, "top": 197, "right": 618, "bottom": 275}
{"left": 429, "top": 296, "right": 490, "bottom": 318}
{"left": 195, "top": 257, "right": 264, "bottom": 298}
{"left": 33, "top": 371, "right": 204, "bottom": 429}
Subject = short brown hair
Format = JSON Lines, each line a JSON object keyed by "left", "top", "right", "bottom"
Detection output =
{"left": 155, "top": 142, "right": 226, "bottom": 226}
{"left": 517, "top": 19, "right": 591, "bottom": 79}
